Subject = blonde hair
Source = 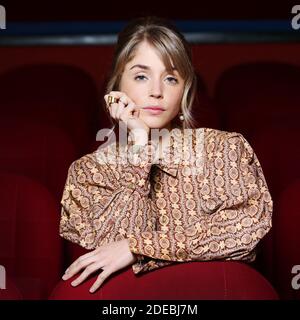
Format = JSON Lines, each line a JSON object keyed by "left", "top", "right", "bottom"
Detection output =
{"left": 105, "top": 16, "right": 197, "bottom": 130}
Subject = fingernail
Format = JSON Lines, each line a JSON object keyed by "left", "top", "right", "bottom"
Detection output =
{"left": 71, "top": 281, "right": 77, "bottom": 287}
{"left": 65, "top": 268, "right": 69, "bottom": 274}
{"left": 62, "top": 274, "right": 68, "bottom": 280}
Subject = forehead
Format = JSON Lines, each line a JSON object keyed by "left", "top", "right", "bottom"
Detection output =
{"left": 127, "top": 41, "right": 174, "bottom": 71}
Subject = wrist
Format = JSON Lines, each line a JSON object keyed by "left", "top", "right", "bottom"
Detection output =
{"left": 133, "top": 139, "right": 148, "bottom": 146}
{"left": 129, "top": 128, "right": 149, "bottom": 145}
{"left": 131, "top": 144, "right": 145, "bottom": 154}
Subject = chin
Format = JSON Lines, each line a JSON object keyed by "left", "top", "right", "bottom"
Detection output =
{"left": 144, "top": 118, "right": 176, "bottom": 131}
{"left": 145, "top": 122, "right": 170, "bottom": 130}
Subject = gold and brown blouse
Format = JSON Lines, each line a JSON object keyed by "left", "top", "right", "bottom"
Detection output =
{"left": 60, "top": 127, "right": 273, "bottom": 275}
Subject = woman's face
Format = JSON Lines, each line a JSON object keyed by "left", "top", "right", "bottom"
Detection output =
{"left": 119, "top": 41, "right": 185, "bottom": 130}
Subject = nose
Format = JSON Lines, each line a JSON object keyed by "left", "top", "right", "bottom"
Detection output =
{"left": 149, "top": 79, "right": 163, "bottom": 99}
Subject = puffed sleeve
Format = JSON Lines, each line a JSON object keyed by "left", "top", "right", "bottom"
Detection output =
{"left": 128, "top": 132, "right": 273, "bottom": 274}
{"left": 59, "top": 140, "right": 159, "bottom": 250}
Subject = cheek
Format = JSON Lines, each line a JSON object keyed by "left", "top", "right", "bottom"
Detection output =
{"left": 120, "top": 85, "right": 146, "bottom": 105}
{"left": 119, "top": 79, "right": 146, "bottom": 104}
{"left": 119, "top": 80, "right": 132, "bottom": 97}
{"left": 166, "top": 88, "right": 184, "bottom": 110}
{"left": 128, "top": 88, "right": 147, "bottom": 104}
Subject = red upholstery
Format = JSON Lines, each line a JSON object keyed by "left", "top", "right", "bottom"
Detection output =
{"left": 0, "top": 173, "right": 63, "bottom": 299}
{"left": 55, "top": 242, "right": 279, "bottom": 300}
{"left": 0, "top": 64, "right": 101, "bottom": 156}
{"left": 252, "top": 126, "right": 300, "bottom": 198}
{"left": 0, "top": 117, "right": 76, "bottom": 201}
{"left": 49, "top": 261, "right": 278, "bottom": 300}
{"left": 274, "top": 180, "right": 300, "bottom": 300}
{"left": 243, "top": 126, "right": 300, "bottom": 289}
{"left": 190, "top": 70, "right": 220, "bottom": 130}
{"left": 214, "top": 62, "right": 300, "bottom": 138}
{"left": 0, "top": 276, "right": 23, "bottom": 300}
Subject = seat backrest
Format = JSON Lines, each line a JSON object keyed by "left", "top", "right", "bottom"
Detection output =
{"left": 0, "top": 64, "right": 101, "bottom": 156}
{"left": 250, "top": 125, "right": 300, "bottom": 199}
{"left": 0, "top": 276, "right": 23, "bottom": 300}
{"left": 274, "top": 180, "right": 300, "bottom": 300}
{"left": 0, "top": 172, "right": 63, "bottom": 299}
{"left": 191, "top": 70, "right": 221, "bottom": 130}
{"left": 0, "top": 117, "right": 77, "bottom": 202}
{"left": 248, "top": 126, "right": 300, "bottom": 291}
{"left": 214, "top": 62, "right": 300, "bottom": 137}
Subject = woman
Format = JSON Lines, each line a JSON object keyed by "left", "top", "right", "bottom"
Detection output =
{"left": 60, "top": 16, "right": 273, "bottom": 294}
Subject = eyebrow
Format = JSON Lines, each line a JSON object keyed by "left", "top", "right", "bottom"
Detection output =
{"left": 130, "top": 64, "right": 150, "bottom": 70}
{"left": 129, "top": 64, "right": 177, "bottom": 71}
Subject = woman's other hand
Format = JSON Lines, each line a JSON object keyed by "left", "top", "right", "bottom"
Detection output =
{"left": 62, "top": 239, "right": 137, "bottom": 293}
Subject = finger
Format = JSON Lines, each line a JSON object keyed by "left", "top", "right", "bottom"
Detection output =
{"left": 71, "top": 262, "right": 104, "bottom": 287}
{"left": 104, "top": 93, "right": 120, "bottom": 112}
{"left": 64, "top": 249, "right": 99, "bottom": 274}
{"left": 89, "top": 270, "right": 110, "bottom": 293}
{"left": 120, "top": 102, "right": 138, "bottom": 122}
{"left": 105, "top": 92, "right": 134, "bottom": 121}
{"left": 107, "top": 92, "right": 134, "bottom": 108}
{"left": 113, "top": 94, "right": 133, "bottom": 119}
{"left": 104, "top": 94, "right": 117, "bottom": 108}
{"left": 103, "top": 94, "right": 109, "bottom": 104}
{"left": 109, "top": 102, "right": 119, "bottom": 119}
{"left": 104, "top": 91, "right": 125, "bottom": 107}
{"left": 104, "top": 91, "right": 121, "bottom": 101}
{"left": 67, "top": 249, "right": 98, "bottom": 274}
{"left": 62, "top": 254, "right": 96, "bottom": 280}
{"left": 116, "top": 100, "right": 128, "bottom": 119}
{"left": 119, "top": 95, "right": 131, "bottom": 106}
{"left": 79, "top": 249, "right": 99, "bottom": 261}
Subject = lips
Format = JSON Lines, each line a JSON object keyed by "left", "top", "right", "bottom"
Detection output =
{"left": 143, "top": 106, "right": 165, "bottom": 111}
{"left": 142, "top": 106, "right": 165, "bottom": 115}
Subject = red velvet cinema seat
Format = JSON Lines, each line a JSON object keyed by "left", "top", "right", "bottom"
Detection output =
{"left": 273, "top": 180, "right": 300, "bottom": 300}
{"left": 191, "top": 70, "right": 221, "bottom": 130}
{"left": 0, "top": 173, "right": 63, "bottom": 299}
{"left": 250, "top": 126, "right": 300, "bottom": 200}
{"left": 51, "top": 243, "right": 278, "bottom": 300}
{"left": 248, "top": 126, "right": 300, "bottom": 296}
{"left": 49, "top": 260, "right": 278, "bottom": 300}
{"left": 214, "top": 62, "right": 300, "bottom": 139}
{"left": 0, "top": 64, "right": 101, "bottom": 156}
{"left": 0, "top": 117, "right": 76, "bottom": 202}
{"left": 0, "top": 276, "right": 23, "bottom": 300}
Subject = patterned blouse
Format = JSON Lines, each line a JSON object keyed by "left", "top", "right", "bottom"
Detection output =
{"left": 60, "top": 127, "right": 273, "bottom": 275}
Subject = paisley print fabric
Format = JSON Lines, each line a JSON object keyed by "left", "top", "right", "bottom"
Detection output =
{"left": 60, "top": 127, "right": 273, "bottom": 274}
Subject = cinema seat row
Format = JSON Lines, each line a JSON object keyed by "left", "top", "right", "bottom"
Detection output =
{"left": 0, "top": 61, "right": 299, "bottom": 300}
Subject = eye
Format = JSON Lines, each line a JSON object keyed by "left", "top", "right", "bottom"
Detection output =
{"left": 134, "top": 75, "right": 148, "bottom": 81}
{"left": 165, "top": 76, "right": 178, "bottom": 84}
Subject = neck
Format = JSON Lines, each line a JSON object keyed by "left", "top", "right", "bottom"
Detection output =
{"left": 151, "top": 123, "right": 176, "bottom": 160}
